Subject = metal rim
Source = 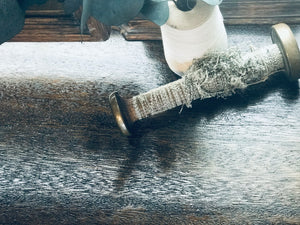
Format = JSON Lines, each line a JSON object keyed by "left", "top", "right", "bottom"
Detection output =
{"left": 271, "top": 23, "right": 300, "bottom": 81}
{"left": 109, "top": 92, "right": 131, "bottom": 136}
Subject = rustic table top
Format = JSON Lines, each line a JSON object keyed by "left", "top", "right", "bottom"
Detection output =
{"left": 0, "top": 25, "right": 299, "bottom": 224}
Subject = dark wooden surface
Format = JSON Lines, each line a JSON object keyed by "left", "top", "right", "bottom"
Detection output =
{"left": 8, "top": 0, "right": 300, "bottom": 42}
{"left": 0, "top": 25, "right": 300, "bottom": 224}
{"left": 10, "top": 0, "right": 111, "bottom": 42}
{"left": 221, "top": 0, "right": 300, "bottom": 25}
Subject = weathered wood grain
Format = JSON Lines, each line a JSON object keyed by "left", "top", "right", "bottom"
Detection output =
{"left": 7, "top": 0, "right": 300, "bottom": 42}
{"left": 0, "top": 25, "right": 300, "bottom": 224}
{"left": 10, "top": 1, "right": 111, "bottom": 42}
{"left": 119, "top": 19, "right": 162, "bottom": 41}
{"left": 222, "top": 0, "right": 300, "bottom": 24}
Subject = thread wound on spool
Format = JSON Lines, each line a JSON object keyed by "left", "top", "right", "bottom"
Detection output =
{"left": 184, "top": 45, "right": 284, "bottom": 105}
{"left": 131, "top": 45, "right": 284, "bottom": 120}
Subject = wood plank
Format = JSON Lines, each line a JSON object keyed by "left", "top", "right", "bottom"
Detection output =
{"left": 11, "top": 15, "right": 110, "bottom": 42}
{"left": 10, "top": 0, "right": 110, "bottom": 42}
{"left": 26, "top": 9, "right": 66, "bottom": 16}
{"left": 10, "top": 34, "right": 95, "bottom": 42}
{"left": 8, "top": 0, "right": 300, "bottom": 42}
{"left": 221, "top": 1, "right": 300, "bottom": 22}
{"left": 23, "top": 17, "right": 79, "bottom": 25}
{"left": 0, "top": 25, "right": 300, "bottom": 224}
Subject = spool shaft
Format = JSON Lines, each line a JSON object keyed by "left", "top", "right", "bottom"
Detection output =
{"left": 109, "top": 23, "right": 300, "bottom": 136}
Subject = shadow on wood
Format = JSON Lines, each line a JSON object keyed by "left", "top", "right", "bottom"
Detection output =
{"left": 0, "top": 25, "right": 299, "bottom": 224}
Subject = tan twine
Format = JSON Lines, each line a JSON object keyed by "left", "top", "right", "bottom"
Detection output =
{"left": 130, "top": 45, "right": 284, "bottom": 120}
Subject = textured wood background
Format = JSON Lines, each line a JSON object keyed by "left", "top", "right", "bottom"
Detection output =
{"left": 9, "top": 0, "right": 300, "bottom": 42}
{"left": 0, "top": 25, "right": 300, "bottom": 224}
{"left": 221, "top": 0, "right": 300, "bottom": 24}
{"left": 10, "top": 0, "right": 111, "bottom": 42}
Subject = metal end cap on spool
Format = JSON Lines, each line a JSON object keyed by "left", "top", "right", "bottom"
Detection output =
{"left": 271, "top": 23, "right": 300, "bottom": 81}
{"left": 109, "top": 92, "right": 132, "bottom": 136}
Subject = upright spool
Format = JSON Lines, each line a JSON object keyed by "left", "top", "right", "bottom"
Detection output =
{"left": 160, "top": 0, "right": 227, "bottom": 76}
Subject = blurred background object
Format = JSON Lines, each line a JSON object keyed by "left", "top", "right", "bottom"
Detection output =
{"left": 2, "top": 0, "right": 300, "bottom": 43}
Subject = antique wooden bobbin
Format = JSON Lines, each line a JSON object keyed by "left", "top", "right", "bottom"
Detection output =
{"left": 109, "top": 23, "right": 300, "bottom": 136}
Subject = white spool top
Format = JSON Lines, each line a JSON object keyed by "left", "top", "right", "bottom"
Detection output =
{"left": 166, "top": 1, "right": 215, "bottom": 30}
{"left": 160, "top": 0, "right": 228, "bottom": 76}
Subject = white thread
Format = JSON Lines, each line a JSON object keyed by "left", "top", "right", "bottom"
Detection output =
{"left": 131, "top": 45, "right": 284, "bottom": 120}
{"left": 160, "top": 1, "right": 228, "bottom": 76}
